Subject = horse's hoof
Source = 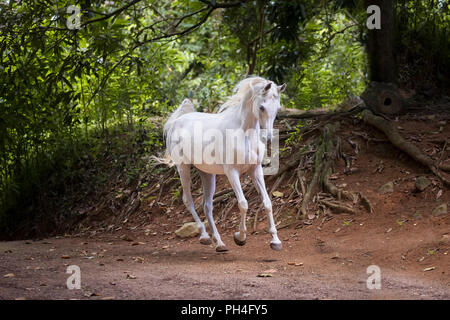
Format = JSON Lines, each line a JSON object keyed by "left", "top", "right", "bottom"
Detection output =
{"left": 199, "top": 237, "right": 212, "bottom": 245}
{"left": 215, "top": 245, "right": 228, "bottom": 252}
{"left": 233, "top": 233, "right": 246, "bottom": 246}
{"left": 270, "top": 242, "right": 282, "bottom": 251}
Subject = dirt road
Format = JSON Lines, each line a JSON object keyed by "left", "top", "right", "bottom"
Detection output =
{"left": 1, "top": 213, "right": 449, "bottom": 300}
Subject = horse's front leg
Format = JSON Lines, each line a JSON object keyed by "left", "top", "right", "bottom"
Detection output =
{"left": 224, "top": 167, "right": 248, "bottom": 246}
{"left": 249, "top": 165, "right": 282, "bottom": 250}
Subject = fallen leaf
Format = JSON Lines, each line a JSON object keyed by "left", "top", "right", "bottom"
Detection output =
{"left": 272, "top": 191, "right": 284, "bottom": 198}
{"left": 3, "top": 273, "right": 15, "bottom": 278}
{"left": 61, "top": 255, "right": 70, "bottom": 259}
{"left": 84, "top": 292, "right": 99, "bottom": 297}
{"left": 423, "top": 267, "right": 435, "bottom": 272}
{"left": 126, "top": 274, "right": 137, "bottom": 279}
{"left": 257, "top": 273, "right": 272, "bottom": 278}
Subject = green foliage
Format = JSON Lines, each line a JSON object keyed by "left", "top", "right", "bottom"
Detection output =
{"left": 395, "top": 0, "right": 450, "bottom": 88}
{"left": 293, "top": 12, "right": 366, "bottom": 109}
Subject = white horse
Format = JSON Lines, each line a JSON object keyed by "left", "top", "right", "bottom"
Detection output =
{"left": 163, "top": 76, "right": 286, "bottom": 252}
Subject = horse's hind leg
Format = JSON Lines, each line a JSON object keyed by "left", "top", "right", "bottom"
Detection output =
{"left": 199, "top": 171, "right": 227, "bottom": 252}
{"left": 177, "top": 164, "right": 211, "bottom": 245}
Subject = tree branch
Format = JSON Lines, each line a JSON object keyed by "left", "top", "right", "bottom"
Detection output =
{"left": 199, "top": 0, "right": 246, "bottom": 8}
{"left": 80, "top": 0, "right": 144, "bottom": 28}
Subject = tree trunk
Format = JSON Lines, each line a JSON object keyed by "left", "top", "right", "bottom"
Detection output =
{"left": 365, "top": 0, "right": 397, "bottom": 84}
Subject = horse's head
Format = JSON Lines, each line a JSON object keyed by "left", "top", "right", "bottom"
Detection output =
{"left": 253, "top": 81, "right": 286, "bottom": 141}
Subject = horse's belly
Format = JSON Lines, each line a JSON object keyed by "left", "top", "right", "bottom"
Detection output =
{"left": 193, "top": 164, "right": 225, "bottom": 175}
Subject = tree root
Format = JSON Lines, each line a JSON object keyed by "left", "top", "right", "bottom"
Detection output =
{"left": 362, "top": 109, "right": 450, "bottom": 187}
{"left": 277, "top": 103, "right": 364, "bottom": 121}
{"left": 359, "top": 193, "right": 374, "bottom": 214}
{"left": 298, "top": 123, "right": 340, "bottom": 219}
{"left": 319, "top": 199, "right": 356, "bottom": 214}
{"left": 323, "top": 167, "right": 357, "bottom": 203}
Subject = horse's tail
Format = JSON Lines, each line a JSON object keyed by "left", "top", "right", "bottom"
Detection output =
{"left": 154, "top": 99, "right": 195, "bottom": 167}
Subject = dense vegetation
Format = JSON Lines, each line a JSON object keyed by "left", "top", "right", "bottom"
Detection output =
{"left": 0, "top": 0, "right": 449, "bottom": 237}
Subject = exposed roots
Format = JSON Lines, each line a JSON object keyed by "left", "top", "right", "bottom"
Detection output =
{"left": 319, "top": 199, "right": 356, "bottom": 214}
{"left": 362, "top": 109, "right": 450, "bottom": 187}
{"left": 296, "top": 122, "right": 361, "bottom": 219}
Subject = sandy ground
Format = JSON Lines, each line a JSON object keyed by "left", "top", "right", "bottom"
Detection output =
{"left": 1, "top": 212, "right": 448, "bottom": 300}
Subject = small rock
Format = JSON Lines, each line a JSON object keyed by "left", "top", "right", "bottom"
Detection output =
{"left": 432, "top": 203, "right": 448, "bottom": 216}
{"left": 378, "top": 182, "right": 394, "bottom": 194}
{"left": 415, "top": 176, "right": 431, "bottom": 192}
{"left": 175, "top": 222, "right": 200, "bottom": 238}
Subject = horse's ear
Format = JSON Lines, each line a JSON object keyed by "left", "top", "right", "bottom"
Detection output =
{"left": 278, "top": 83, "right": 287, "bottom": 93}
{"left": 263, "top": 82, "right": 272, "bottom": 93}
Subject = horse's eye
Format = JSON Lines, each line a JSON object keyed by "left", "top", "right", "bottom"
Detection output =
{"left": 260, "top": 105, "right": 265, "bottom": 112}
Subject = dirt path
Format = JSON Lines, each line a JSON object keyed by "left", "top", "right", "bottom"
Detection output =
{"left": 1, "top": 213, "right": 449, "bottom": 300}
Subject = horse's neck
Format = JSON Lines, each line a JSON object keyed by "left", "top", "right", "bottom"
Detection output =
{"left": 237, "top": 96, "right": 259, "bottom": 133}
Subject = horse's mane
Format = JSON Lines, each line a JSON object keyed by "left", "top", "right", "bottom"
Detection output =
{"left": 218, "top": 76, "right": 271, "bottom": 113}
